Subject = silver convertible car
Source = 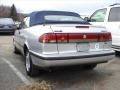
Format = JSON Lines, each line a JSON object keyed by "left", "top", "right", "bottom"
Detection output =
{"left": 13, "top": 11, "right": 114, "bottom": 76}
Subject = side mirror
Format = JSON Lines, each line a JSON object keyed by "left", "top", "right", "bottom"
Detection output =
{"left": 18, "top": 23, "right": 22, "bottom": 30}
{"left": 17, "top": 22, "right": 24, "bottom": 30}
{"left": 84, "top": 17, "right": 90, "bottom": 22}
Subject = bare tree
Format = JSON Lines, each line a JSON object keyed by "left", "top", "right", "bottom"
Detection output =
{"left": 0, "top": 5, "right": 25, "bottom": 22}
{"left": 0, "top": 5, "right": 11, "bottom": 17}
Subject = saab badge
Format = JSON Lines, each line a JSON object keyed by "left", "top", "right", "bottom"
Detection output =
{"left": 83, "top": 34, "right": 87, "bottom": 39}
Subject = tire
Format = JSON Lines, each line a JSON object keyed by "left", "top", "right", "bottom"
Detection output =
{"left": 25, "top": 49, "right": 39, "bottom": 77}
{"left": 84, "top": 64, "right": 97, "bottom": 70}
{"left": 115, "top": 51, "right": 120, "bottom": 56}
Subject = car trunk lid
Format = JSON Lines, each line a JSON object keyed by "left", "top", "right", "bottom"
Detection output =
{"left": 39, "top": 24, "right": 112, "bottom": 54}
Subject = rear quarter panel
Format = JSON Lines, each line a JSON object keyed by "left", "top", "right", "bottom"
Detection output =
{"left": 22, "top": 25, "right": 58, "bottom": 54}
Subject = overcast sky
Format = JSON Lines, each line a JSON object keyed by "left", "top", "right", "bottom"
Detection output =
{"left": 0, "top": 0, "right": 120, "bottom": 15}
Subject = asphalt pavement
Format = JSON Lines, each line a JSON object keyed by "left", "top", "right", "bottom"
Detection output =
{"left": 0, "top": 35, "right": 120, "bottom": 90}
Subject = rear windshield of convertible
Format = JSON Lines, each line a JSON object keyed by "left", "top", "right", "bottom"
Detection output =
{"left": 44, "top": 15, "right": 84, "bottom": 22}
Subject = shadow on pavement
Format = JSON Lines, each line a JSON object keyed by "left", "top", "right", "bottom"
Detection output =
{"left": 33, "top": 65, "right": 113, "bottom": 89}
{"left": 115, "top": 51, "right": 120, "bottom": 57}
{"left": 0, "top": 33, "right": 14, "bottom": 36}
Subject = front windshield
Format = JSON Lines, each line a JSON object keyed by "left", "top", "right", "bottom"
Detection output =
{"left": 44, "top": 15, "right": 85, "bottom": 23}
{"left": 0, "top": 18, "right": 14, "bottom": 25}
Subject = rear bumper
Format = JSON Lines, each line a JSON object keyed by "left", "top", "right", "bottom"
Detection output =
{"left": 30, "top": 50, "right": 115, "bottom": 68}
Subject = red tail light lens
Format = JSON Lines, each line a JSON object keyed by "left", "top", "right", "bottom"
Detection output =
{"left": 56, "top": 33, "right": 68, "bottom": 43}
{"left": 39, "top": 33, "right": 68, "bottom": 43}
{"left": 39, "top": 32, "right": 112, "bottom": 43}
{"left": 99, "top": 33, "right": 112, "bottom": 41}
{"left": 39, "top": 33, "right": 56, "bottom": 43}
{"left": 68, "top": 33, "right": 98, "bottom": 42}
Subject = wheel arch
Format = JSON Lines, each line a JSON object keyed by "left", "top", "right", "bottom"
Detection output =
{"left": 24, "top": 41, "right": 29, "bottom": 56}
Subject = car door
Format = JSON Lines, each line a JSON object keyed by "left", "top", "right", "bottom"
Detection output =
{"left": 14, "top": 17, "right": 30, "bottom": 54}
{"left": 106, "top": 7, "right": 120, "bottom": 47}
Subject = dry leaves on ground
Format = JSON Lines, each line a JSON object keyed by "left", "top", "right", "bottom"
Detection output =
{"left": 17, "top": 80, "right": 53, "bottom": 90}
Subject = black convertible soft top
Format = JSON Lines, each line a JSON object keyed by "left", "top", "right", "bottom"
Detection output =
{"left": 29, "top": 11, "right": 89, "bottom": 26}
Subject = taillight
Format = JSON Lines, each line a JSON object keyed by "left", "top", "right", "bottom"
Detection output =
{"left": 56, "top": 33, "right": 68, "bottom": 43}
{"left": 39, "top": 33, "right": 56, "bottom": 43}
{"left": 39, "top": 33, "right": 68, "bottom": 43}
{"left": 99, "top": 33, "right": 112, "bottom": 41}
{"left": 39, "top": 32, "right": 112, "bottom": 43}
{"left": 68, "top": 33, "right": 98, "bottom": 42}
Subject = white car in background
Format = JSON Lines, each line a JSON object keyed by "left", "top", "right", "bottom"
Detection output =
{"left": 13, "top": 11, "right": 114, "bottom": 76}
{"left": 85, "top": 4, "right": 120, "bottom": 54}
